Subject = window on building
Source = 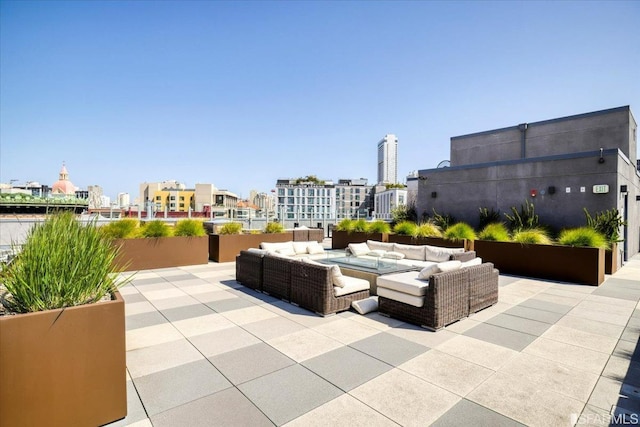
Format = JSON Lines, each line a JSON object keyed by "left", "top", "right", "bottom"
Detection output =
{"left": 179, "top": 203, "right": 184, "bottom": 208}
{"left": 170, "top": 196, "right": 175, "bottom": 201}
{"left": 180, "top": 196, "right": 184, "bottom": 201}
{"left": 156, "top": 196, "right": 161, "bottom": 201}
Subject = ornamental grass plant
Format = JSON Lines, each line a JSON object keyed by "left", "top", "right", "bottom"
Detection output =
{"left": 558, "top": 227, "right": 607, "bottom": 249}
{"left": 416, "top": 222, "right": 442, "bottom": 238}
{"left": 264, "top": 222, "right": 284, "bottom": 233}
{"left": 444, "top": 222, "right": 476, "bottom": 241}
{"left": 335, "top": 218, "right": 355, "bottom": 232}
{"left": 141, "top": 220, "right": 172, "bottom": 238}
{"left": 352, "top": 219, "right": 368, "bottom": 232}
{"left": 1, "top": 212, "right": 130, "bottom": 313}
{"left": 99, "top": 218, "right": 140, "bottom": 239}
{"left": 367, "top": 220, "right": 391, "bottom": 234}
{"left": 478, "top": 223, "right": 511, "bottom": 242}
{"left": 393, "top": 221, "right": 418, "bottom": 236}
{"left": 219, "top": 222, "right": 243, "bottom": 235}
{"left": 512, "top": 228, "right": 551, "bottom": 245}
{"left": 174, "top": 219, "right": 206, "bottom": 237}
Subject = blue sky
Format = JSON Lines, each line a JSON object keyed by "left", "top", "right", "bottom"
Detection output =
{"left": 1, "top": 1, "right": 638, "bottom": 203}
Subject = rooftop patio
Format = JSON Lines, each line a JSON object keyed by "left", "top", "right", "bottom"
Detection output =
{"left": 107, "top": 251, "right": 640, "bottom": 426}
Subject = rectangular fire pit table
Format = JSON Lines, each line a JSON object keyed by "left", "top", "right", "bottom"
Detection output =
{"left": 319, "top": 256, "right": 419, "bottom": 295}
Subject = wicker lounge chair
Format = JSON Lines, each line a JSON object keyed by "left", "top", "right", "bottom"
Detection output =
{"left": 290, "top": 261, "right": 369, "bottom": 316}
{"left": 378, "top": 262, "right": 498, "bottom": 330}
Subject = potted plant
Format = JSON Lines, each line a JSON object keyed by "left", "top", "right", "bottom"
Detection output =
{"left": 0, "top": 211, "right": 130, "bottom": 426}
{"left": 209, "top": 222, "right": 294, "bottom": 262}
{"left": 331, "top": 219, "right": 390, "bottom": 249}
{"left": 474, "top": 201, "right": 605, "bottom": 285}
{"left": 388, "top": 220, "right": 464, "bottom": 249}
{"left": 584, "top": 208, "right": 626, "bottom": 274}
{"left": 107, "top": 218, "right": 209, "bottom": 271}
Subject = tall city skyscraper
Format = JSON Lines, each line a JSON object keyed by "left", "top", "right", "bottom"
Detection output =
{"left": 377, "top": 134, "right": 398, "bottom": 184}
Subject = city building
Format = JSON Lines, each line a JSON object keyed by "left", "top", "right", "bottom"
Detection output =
{"left": 377, "top": 134, "right": 398, "bottom": 184}
{"left": 275, "top": 177, "right": 335, "bottom": 225}
{"left": 374, "top": 186, "right": 408, "bottom": 221}
{"left": 275, "top": 177, "right": 375, "bottom": 224}
{"left": 87, "top": 185, "right": 104, "bottom": 209}
{"left": 139, "top": 181, "right": 238, "bottom": 218}
{"left": 416, "top": 105, "right": 639, "bottom": 262}
{"left": 117, "top": 193, "right": 130, "bottom": 208}
{"left": 250, "top": 190, "right": 277, "bottom": 219}
{"left": 51, "top": 163, "right": 77, "bottom": 196}
{"left": 335, "top": 178, "right": 373, "bottom": 219}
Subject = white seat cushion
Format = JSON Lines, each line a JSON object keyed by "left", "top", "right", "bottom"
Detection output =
{"left": 348, "top": 242, "right": 371, "bottom": 257}
{"left": 377, "top": 271, "right": 429, "bottom": 296}
{"left": 424, "top": 245, "right": 465, "bottom": 262}
{"left": 334, "top": 276, "right": 370, "bottom": 296}
{"left": 276, "top": 247, "right": 296, "bottom": 257}
{"left": 292, "top": 241, "right": 310, "bottom": 255}
{"left": 393, "top": 243, "right": 426, "bottom": 261}
{"left": 461, "top": 257, "right": 482, "bottom": 268}
{"left": 367, "top": 240, "right": 395, "bottom": 252}
{"left": 307, "top": 242, "right": 325, "bottom": 254}
{"left": 352, "top": 296, "right": 378, "bottom": 314}
{"left": 261, "top": 241, "right": 294, "bottom": 252}
{"left": 417, "top": 260, "right": 462, "bottom": 279}
{"left": 378, "top": 287, "right": 424, "bottom": 308}
{"left": 397, "top": 259, "right": 437, "bottom": 269}
{"left": 383, "top": 251, "right": 405, "bottom": 260}
{"left": 367, "top": 249, "right": 386, "bottom": 257}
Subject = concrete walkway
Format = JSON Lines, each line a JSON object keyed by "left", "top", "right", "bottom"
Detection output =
{"left": 107, "top": 255, "right": 640, "bottom": 426}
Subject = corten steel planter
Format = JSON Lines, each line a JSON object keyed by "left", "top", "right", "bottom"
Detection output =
{"left": 387, "top": 235, "right": 468, "bottom": 250}
{"left": 474, "top": 240, "right": 605, "bottom": 285}
{"left": 0, "top": 292, "right": 126, "bottom": 427}
{"left": 210, "top": 232, "right": 294, "bottom": 262}
{"left": 605, "top": 243, "right": 618, "bottom": 275}
{"left": 331, "top": 230, "right": 389, "bottom": 249}
{"left": 113, "top": 236, "right": 209, "bottom": 271}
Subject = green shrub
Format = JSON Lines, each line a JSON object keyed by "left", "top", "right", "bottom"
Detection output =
{"left": 219, "top": 222, "right": 243, "bottom": 235}
{"left": 478, "top": 207, "right": 502, "bottom": 230}
{"left": 478, "top": 223, "right": 510, "bottom": 241}
{"left": 264, "top": 222, "right": 284, "bottom": 233}
{"left": 100, "top": 218, "right": 140, "bottom": 239}
{"left": 415, "top": 222, "right": 442, "bottom": 238}
{"left": 584, "top": 208, "right": 626, "bottom": 247}
{"left": 335, "top": 219, "right": 355, "bottom": 232}
{"left": 432, "top": 209, "right": 456, "bottom": 230}
{"left": 1, "top": 212, "right": 131, "bottom": 313}
{"left": 174, "top": 219, "right": 206, "bottom": 237}
{"left": 141, "top": 220, "right": 172, "bottom": 238}
{"left": 391, "top": 203, "right": 418, "bottom": 223}
{"left": 393, "top": 221, "right": 418, "bottom": 236}
{"left": 444, "top": 222, "right": 476, "bottom": 241}
{"left": 512, "top": 228, "right": 551, "bottom": 245}
{"left": 353, "top": 219, "right": 368, "bottom": 232}
{"left": 558, "top": 227, "right": 607, "bottom": 248}
{"left": 367, "top": 220, "right": 391, "bottom": 234}
{"left": 505, "top": 199, "right": 539, "bottom": 232}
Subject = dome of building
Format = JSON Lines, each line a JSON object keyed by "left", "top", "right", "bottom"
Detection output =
{"left": 51, "top": 163, "right": 77, "bottom": 195}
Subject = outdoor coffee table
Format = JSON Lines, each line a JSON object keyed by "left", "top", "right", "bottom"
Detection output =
{"left": 320, "top": 255, "right": 418, "bottom": 295}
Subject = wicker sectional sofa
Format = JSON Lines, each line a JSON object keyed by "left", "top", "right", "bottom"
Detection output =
{"left": 235, "top": 248, "right": 370, "bottom": 316}
{"left": 377, "top": 261, "right": 499, "bottom": 330}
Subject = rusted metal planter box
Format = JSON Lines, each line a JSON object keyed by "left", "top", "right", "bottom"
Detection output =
{"left": 210, "top": 232, "right": 294, "bottom": 263}
{"left": 331, "top": 230, "right": 389, "bottom": 249}
{"left": 0, "top": 292, "right": 126, "bottom": 427}
{"left": 387, "top": 235, "right": 468, "bottom": 250}
{"left": 605, "top": 243, "right": 618, "bottom": 275}
{"left": 113, "top": 236, "right": 209, "bottom": 271}
{"left": 474, "top": 240, "right": 605, "bottom": 285}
